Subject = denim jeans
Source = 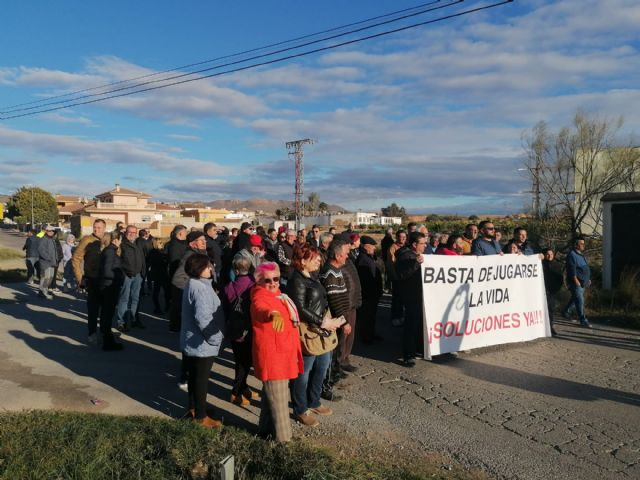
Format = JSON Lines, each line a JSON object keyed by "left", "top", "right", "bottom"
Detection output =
{"left": 564, "top": 285, "right": 587, "bottom": 324}
{"left": 291, "top": 351, "right": 332, "bottom": 415}
{"left": 115, "top": 274, "right": 143, "bottom": 326}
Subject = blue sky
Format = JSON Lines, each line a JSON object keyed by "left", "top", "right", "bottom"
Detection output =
{"left": 0, "top": 0, "right": 638, "bottom": 214}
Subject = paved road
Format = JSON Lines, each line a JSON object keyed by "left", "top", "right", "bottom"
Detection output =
{"left": 0, "top": 227, "right": 27, "bottom": 252}
{"left": 0, "top": 276, "right": 638, "bottom": 478}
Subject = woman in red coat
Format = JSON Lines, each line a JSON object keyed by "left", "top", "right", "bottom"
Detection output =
{"left": 251, "top": 261, "right": 303, "bottom": 442}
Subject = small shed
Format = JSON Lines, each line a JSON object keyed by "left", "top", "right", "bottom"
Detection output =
{"left": 602, "top": 192, "right": 640, "bottom": 289}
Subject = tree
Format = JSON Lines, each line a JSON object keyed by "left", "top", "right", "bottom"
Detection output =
{"left": 306, "top": 192, "right": 320, "bottom": 216}
{"left": 381, "top": 203, "right": 407, "bottom": 220}
{"left": 318, "top": 201, "right": 328, "bottom": 213}
{"left": 523, "top": 111, "right": 640, "bottom": 237}
{"left": 7, "top": 186, "right": 58, "bottom": 226}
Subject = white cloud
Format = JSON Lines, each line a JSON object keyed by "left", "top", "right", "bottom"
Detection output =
{"left": 0, "top": 126, "right": 228, "bottom": 176}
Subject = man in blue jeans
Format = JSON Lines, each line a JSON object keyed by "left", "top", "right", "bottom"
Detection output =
{"left": 116, "top": 225, "right": 146, "bottom": 331}
{"left": 562, "top": 236, "right": 592, "bottom": 328}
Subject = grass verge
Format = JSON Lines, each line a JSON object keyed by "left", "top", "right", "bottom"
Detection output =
{"left": 0, "top": 247, "right": 22, "bottom": 261}
{"left": 0, "top": 411, "right": 456, "bottom": 480}
{"left": 0, "top": 268, "right": 27, "bottom": 284}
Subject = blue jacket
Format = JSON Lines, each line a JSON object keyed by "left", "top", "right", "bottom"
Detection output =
{"left": 471, "top": 237, "right": 502, "bottom": 256}
{"left": 565, "top": 249, "right": 590, "bottom": 287}
{"left": 180, "top": 278, "right": 225, "bottom": 357}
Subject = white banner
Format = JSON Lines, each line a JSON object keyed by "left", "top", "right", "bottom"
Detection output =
{"left": 421, "top": 254, "right": 550, "bottom": 358}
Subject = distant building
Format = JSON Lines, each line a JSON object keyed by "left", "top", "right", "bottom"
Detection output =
{"left": 181, "top": 207, "right": 233, "bottom": 223}
{"left": 302, "top": 212, "right": 401, "bottom": 227}
{"left": 55, "top": 194, "right": 88, "bottom": 226}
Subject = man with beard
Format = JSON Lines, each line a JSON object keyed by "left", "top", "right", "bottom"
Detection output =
{"left": 460, "top": 223, "right": 478, "bottom": 255}
{"left": 471, "top": 221, "right": 503, "bottom": 256}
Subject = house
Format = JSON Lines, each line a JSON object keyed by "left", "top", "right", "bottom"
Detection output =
{"left": 82, "top": 184, "right": 157, "bottom": 225}
{"left": 181, "top": 208, "right": 234, "bottom": 223}
{"left": 55, "top": 194, "right": 88, "bottom": 226}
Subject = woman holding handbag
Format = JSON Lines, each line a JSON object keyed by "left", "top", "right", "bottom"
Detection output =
{"left": 287, "top": 244, "right": 343, "bottom": 427}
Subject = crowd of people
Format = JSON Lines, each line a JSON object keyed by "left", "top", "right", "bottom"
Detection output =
{"left": 22, "top": 218, "right": 591, "bottom": 441}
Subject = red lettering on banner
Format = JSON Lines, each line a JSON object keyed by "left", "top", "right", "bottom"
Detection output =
{"left": 444, "top": 322, "right": 455, "bottom": 337}
{"left": 512, "top": 312, "right": 520, "bottom": 328}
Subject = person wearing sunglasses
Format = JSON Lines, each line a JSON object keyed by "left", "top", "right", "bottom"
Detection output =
{"left": 251, "top": 262, "right": 303, "bottom": 442}
{"left": 471, "top": 221, "right": 503, "bottom": 256}
{"left": 231, "top": 222, "right": 254, "bottom": 256}
{"left": 180, "top": 253, "right": 226, "bottom": 428}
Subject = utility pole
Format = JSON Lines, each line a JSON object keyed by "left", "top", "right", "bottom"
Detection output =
{"left": 31, "top": 186, "right": 35, "bottom": 228}
{"left": 286, "top": 138, "right": 314, "bottom": 231}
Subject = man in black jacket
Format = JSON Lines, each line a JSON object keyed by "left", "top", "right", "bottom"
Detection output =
{"left": 115, "top": 225, "right": 146, "bottom": 330}
{"left": 395, "top": 232, "right": 427, "bottom": 367}
{"left": 23, "top": 229, "right": 40, "bottom": 284}
{"left": 204, "top": 222, "right": 223, "bottom": 283}
{"left": 356, "top": 236, "right": 383, "bottom": 344}
{"left": 542, "top": 248, "right": 563, "bottom": 336}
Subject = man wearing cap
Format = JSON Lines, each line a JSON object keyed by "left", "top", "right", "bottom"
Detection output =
{"left": 169, "top": 231, "right": 208, "bottom": 332}
{"left": 170, "top": 230, "right": 209, "bottom": 391}
{"left": 234, "top": 234, "right": 265, "bottom": 274}
{"left": 356, "top": 236, "right": 383, "bottom": 344}
{"left": 115, "top": 225, "right": 146, "bottom": 331}
{"left": 37, "top": 226, "right": 61, "bottom": 300}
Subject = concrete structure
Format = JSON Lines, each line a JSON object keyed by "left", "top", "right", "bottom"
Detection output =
{"left": 303, "top": 212, "right": 401, "bottom": 227}
{"left": 55, "top": 195, "right": 88, "bottom": 226}
{"left": 181, "top": 208, "right": 233, "bottom": 223}
{"left": 601, "top": 192, "right": 640, "bottom": 289}
{"left": 575, "top": 147, "right": 640, "bottom": 235}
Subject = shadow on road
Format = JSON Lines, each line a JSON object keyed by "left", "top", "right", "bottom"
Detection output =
{"left": 1, "top": 282, "right": 257, "bottom": 431}
{"left": 451, "top": 358, "right": 640, "bottom": 406}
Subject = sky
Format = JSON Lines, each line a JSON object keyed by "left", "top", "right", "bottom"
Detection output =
{"left": 0, "top": 0, "right": 638, "bottom": 214}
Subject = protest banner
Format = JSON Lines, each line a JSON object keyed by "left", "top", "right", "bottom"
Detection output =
{"left": 421, "top": 254, "right": 550, "bottom": 359}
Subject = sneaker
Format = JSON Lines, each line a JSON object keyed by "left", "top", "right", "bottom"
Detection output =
{"left": 309, "top": 405, "right": 333, "bottom": 416}
{"left": 295, "top": 411, "right": 319, "bottom": 427}
{"left": 51, "top": 287, "right": 61, "bottom": 293}
{"left": 230, "top": 393, "right": 250, "bottom": 406}
{"left": 87, "top": 333, "right": 98, "bottom": 346}
{"left": 178, "top": 381, "right": 189, "bottom": 392}
{"left": 403, "top": 358, "right": 416, "bottom": 368}
{"left": 195, "top": 416, "right": 223, "bottom": 428}
{"left": 38, "top": 291, "right": 53, "bottom": 300}
{"left": 320, "top": 390, "right": 342, "bottom": 402}
{"left": 391, "top": 317, "right": 404, "bottom": 327}
{"left": 581, "top": 321, "right": 593, "bottom": 329}
{"left": 116, "top": 323, "right": 130, "bottom": 333}
{"left": 341, "top": 364, "right": 358, "bottom": 373}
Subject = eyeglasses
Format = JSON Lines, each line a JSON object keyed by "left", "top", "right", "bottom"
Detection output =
{"left": 262, "top": 277, "right": 280, "bottom": 284}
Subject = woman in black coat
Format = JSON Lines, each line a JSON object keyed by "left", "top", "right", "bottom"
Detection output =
{"left": 286, "top": 244, "right": 342, "bottom": 427}
{"left": 99, "top": 231, "right": 124, "bottom": 351}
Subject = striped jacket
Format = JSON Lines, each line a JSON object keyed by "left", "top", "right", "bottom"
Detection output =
{"left": 319, "top": 264, "right": 350, "bottom": 318}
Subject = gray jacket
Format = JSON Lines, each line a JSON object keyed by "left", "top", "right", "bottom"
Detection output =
{"left": 38, "top": 236, "right": 61, "bottom": 270}
{"left": 180, "top": 278, "right": 225, "bottom": 357}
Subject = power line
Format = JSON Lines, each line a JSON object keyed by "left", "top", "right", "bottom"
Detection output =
{"left": 0, "top": 0, "right": 513, "bottom": 120}
{"left": 0, "top": 0, "right": 444, "bottom": 112}
{"left": 1, "top": 0, "right": 459, "bottom": 116}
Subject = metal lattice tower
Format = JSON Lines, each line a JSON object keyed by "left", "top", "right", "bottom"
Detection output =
{"left": 286, "top": 138, "right": 314, "bottom": 231}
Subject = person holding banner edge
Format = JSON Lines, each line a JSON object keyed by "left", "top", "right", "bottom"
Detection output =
{"left": 395, "top": 231, "right": 427, "bottom": 367}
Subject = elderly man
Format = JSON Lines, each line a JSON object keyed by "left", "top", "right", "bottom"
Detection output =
{"left": 72, "top": 218, "right": 107, "bottom": 343}
{"left": 115, "top": 225, "right": 146, "bottom": 331}
{"left": 460, "top": 223, "right": 478, "bottom": 255}
{"left": 319, "top": 232, "right": 333, "bottom": 264}
{"left": 356, "top": 236, "right": 383, "bottom": 344}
